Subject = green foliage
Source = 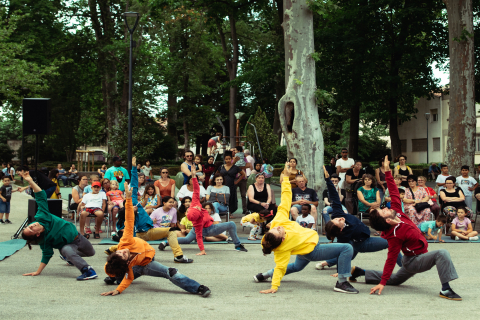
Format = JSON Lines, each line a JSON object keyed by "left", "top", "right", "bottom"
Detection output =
{"left": 0, "top": 143, "right": 15, "bottom": 163}
{"left": 246, "top": 107, "right": 279, "bottom": 160}
{"left": 270, "top": 146, "right": 288, "bottom": 164}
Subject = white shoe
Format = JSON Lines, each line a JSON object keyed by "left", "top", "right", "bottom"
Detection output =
{"left": 469, "top": 236, "right": 479, "bottom": 241}
{"left": 455, "top": 236, "right": 460, "bottom": 241}
{"left": 315, "top": 261, "right": 328, "bottom": 270}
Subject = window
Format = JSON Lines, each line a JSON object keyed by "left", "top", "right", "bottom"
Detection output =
{"left": 430, "top": 109, "right": 438, "bottom": 122}
{"left": 433, "top": 138, "right": 440, "bottom": 151}
{"left": 400, "top": 139, "right": 407, "bottom": 153}
{"left": 412, "top": 139, "right": 427, "bottom": 152}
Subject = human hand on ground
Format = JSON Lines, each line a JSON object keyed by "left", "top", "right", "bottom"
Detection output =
{"left": 196, "top": 250, "right": 207, "bottom": 256}
{"left": 260, "top": 288, "right": 277, "bottom": 294}
{"left": 23, "top": 271, "right": 41, "bottom": 276}
{"left": 101, "top": 290, "right": 120, "bottom": 296}
{"left": 370, "top": 284, "right": 384, "bottom": 295}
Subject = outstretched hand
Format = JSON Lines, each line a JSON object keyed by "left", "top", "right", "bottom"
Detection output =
{"left": 383, "top": 155, "right": 390, "bottom": 172}
{"left": 323, "top": 165, "right": 329, "bottom": 179}
{"left": 19, "top": 171, "right": 32, "bottom": 181}
{"left": 132, "top": 157, "right": 136, "bottom": 166}
{"left": 124, "top": 184, "right": 133, "bottom": 198}
{"left": 191, "top": 165, "right": 196, "bottom": 176}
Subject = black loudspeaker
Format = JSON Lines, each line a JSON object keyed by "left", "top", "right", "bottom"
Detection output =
{"left": 23, "top": 98, "right": 52, "bottom": 135}
{"left": 28, "top": 199, "right": 63, "bottom": 223}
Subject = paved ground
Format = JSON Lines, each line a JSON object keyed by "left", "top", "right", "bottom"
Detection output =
{"left": 1, "top": 185, "right": 480, "bottom": 319}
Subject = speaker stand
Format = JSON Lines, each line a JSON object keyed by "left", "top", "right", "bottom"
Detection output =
{"left": 12, "top": 218, "right": 29, "bottom": 239}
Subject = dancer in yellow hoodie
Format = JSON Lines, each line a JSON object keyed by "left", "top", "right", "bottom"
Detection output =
{"left": 254, "top": 164, "right": 358, "bottom": 294}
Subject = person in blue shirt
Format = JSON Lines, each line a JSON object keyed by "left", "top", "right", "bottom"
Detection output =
{"left": 418, "top": 215, "right": 446, "bottom": 243}
{"left": 428, "top": 163, "right": 441, "bottom": 181}
{"left": 104, "top": 157, "right": 130, "bottom": 192}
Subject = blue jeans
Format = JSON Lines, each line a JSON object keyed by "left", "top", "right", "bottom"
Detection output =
{"left": 0, "top": 198, "right": 11, "bottom": 213}
{"left": 130, "top": 258, "right": 200, "bottom": 294}
{"left": 322, "top": 205, "right": 347, "bottom": 223}
{"left": 379, "top": 188, "right": 385, "bottom": 203}
{"left": 58, "top": 175, "right": 68, "bottom": 186}
{"left": 177, "top": 222, "right": 241, "bottom": 246}
{"left": 325, "top": 237, "right": 403, "bottom": 267}
{"left": 265, "top": 241, "right": 354, "bottom": 282}
{"left": 212, "top": 202, "right": 228, "bottom": 213}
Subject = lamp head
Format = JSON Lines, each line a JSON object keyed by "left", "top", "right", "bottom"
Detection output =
{"left": 425, "top": 113, "right": 430, "bottom": 120}
{"left": 123, "top": 12, "right": 140, "bottom": 33}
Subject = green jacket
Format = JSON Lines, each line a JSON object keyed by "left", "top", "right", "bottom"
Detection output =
{"left": 34, "top": 191, "right": 78, "bottom": 264}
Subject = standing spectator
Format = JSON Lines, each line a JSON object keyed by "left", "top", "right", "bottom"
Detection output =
{"left": 206, "top": 173, "right": 230, "bottom": 215}
{"left": 247, "top": 172, "right": 277, "bottom": 215}
{"left": 232, "top": 146, "right": 248, "bottom": 214}
{"left": 0, "top": 175, "right": 18, "bottom": 224}
{"left": 245, "top": 150, "right": 255, "bottom": 177}
{"left": 356, "top": 174, "right": 380, "bottom": 214}
{"left": 48, "top": 169, "right": 61, "bottom": 199}
{"left": 280, "top": 158, "right": 307, "bottom": 189}
{"left": 180, "top": 150, "right": 195, "bottom": 185}
{"left": 290, "top": 175, "right": 318, "bottom": 222}
{"left": 325, "top": 157, "right": 337, "bottom": 177}
{"left": 436, "top": 164, "right": 450, "bottom": 206}
{"left": 428, "top": 163, "right": 441, "bottom": 181}
{"left": 344, "top": 160, "right": 365, "bottom": 214}
{"left": 202, "top": 156, "right": 216, "bottom": 188}
{"left": 57, "top": 164, "right": 68, "bottom": 187}
{"left": 417, "top": 176, "right": 441, "bottom": 219}
{"left": 375, "top": 157, "right": 388, "bottom": 203}
{"left": 393, "top": 155, "right": 413, "bottom": 188}
{"left": 456, "top": 165, "right": 477, "bottom": 210}
{"left": 98, "top": 164, "right": 107, "bottom": 179}
{"left": 141, "top": 160, "right": 153, "bottom": 182}
{"left": 154, "top": 167, "right": 175, "bottom": 204}
{"left": 219, "top": 151, "right": 245, "bottom": 216}
{"left": 207, "top": 132, "right": 222, "bottom": 155}
{"left": 335, "top": 148, "right": 354, "bottom": 189}
{"left": 403, "top": 175, "right": 432, "bottom": 226}
{"left": 104, "top": 156, "right": 130, "bottom": 192}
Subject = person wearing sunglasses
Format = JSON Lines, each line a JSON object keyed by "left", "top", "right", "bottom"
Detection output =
{"left": 180, "top": 151, "right": 195, "bottom": 186}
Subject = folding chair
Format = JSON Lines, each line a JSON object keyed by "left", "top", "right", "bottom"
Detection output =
{"left": 73, "top": 202, "right": 111, "bottom": 238}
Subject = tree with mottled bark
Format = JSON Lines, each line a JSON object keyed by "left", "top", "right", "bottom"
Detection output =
{"left": 444, "top": 0, "right": 476, "bottom": 176}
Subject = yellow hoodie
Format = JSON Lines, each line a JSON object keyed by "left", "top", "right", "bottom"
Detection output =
{"left": 265, "top": 177, "right": 319, "bottom": 291}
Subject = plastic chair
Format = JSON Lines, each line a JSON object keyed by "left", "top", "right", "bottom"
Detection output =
{"left": 73, "top": 202, "right": 110, "bottom": 238}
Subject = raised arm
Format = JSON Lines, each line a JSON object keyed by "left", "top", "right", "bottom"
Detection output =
{"left": 119, "top": 183, "right": 135, "bottom": 247}
{"left": 383, "top": 156, "right": 402, "bottom": 214}
{"left": 130, "top": 157, "right": 139, "bottom": 206}
{"left": 273, "top": 162, "right": 292, "bottom": 223}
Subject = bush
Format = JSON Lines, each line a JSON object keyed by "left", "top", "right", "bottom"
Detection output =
{"left": 0, "top": 143, "right": 15, "bottom": 163}
{"left": 270, "top": 146, "right": 288, "bottom": 164}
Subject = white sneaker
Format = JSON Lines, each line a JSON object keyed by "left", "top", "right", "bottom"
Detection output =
{"left": 469, "top": 236, "right": 479, "bottom": 241}
{"left": 315, "top": 261, "right": 328, "bottom": 270}
{"left": 455, "top": 236, "right": 460, "bottom": 241}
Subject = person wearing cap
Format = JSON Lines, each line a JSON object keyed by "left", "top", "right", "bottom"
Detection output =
{"left": 105, "top": 156, "right": 130, "bottom": 192}
{"left": 79, "top": 181, "right": 107, "bottom": 239}
{"left": 428, "top": 163, "right": 440, "bottom": 181}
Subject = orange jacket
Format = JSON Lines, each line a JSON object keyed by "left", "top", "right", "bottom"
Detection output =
{"left": 105, "top": 198, "right": 156, "bottom": 293}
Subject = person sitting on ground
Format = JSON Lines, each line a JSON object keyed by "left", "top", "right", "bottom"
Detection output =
{"left": 357, "top": 174, "right": 380, "bottom": 214}
{"left": 48, "top": 169, "right": 62, "bottom": 200}
{"left": 98, "top": 164, "right": 107, "bottom": 179}
{"left": 177, "top": 175, "right": 206, "bottom": 204}
{"left": 354, "top": 156, "right": 462, "bottom": 301}
{"left": 150, "top": 196, "right": 177, "bottom": 229}
{"left": 80, "top": 181, "right": 107, "bottom": 239}
{"left": 177, "top": 197, "right": 192, "bottom": 233}
{"left": 102, "top": 182, "right": 211, "bottom": 298}
{"left": 57, "top": 163, "right": 68, "bottom": 187}
{"left": 241, "top": 209, "right": 274, "bottom": 240}
{"left": 141, "top": 184, "right": 161, "bottom": 214}
{"left": 290, "top": 175, "right": 318, "bottom": 223}
{"left": 247, "top": 172, "right": 277, "bottom": 215}
{"left": 403, "top": 175, "right": 432, "bottom": 226}
{"left": 296, "top": 204, "right": 315, "bottom": 230}
{"left": 450, "top": 207, "right": 478, "bottom": 241}
{"left": 206, "top": 173, "right": 230, "bottom": 215}
{"left": 208, "top": 132, "right": 222, "bottom": 155}
{"left": 280, "top": 158, "right": 307, "bottom": 189}
{"left": 418, "top": 215, "right": 446, "bottom": 243}
{"left": 20, "top": 171, "right": 97, "bottom": 281}
{"left": 141, "top": 160, "right": 153, "bottom": 182}
{"left": 429, "top": 163, "right": 441, "bottom": 181}
{"left": 417, "top": 176, "right": 440, "bottom": 219}
{"left": 176, "top": 165, "right": 248, "bottom": 255}
{"left": 455, "top": 165, "right": 478, "bottom": 210}
{"left": 253, "top": 163, "right": 358, "bottom": 294}
{"left": 16, "top": 165, "right": 57, "bottom": 198}
{"left": 202, "top": 156, "right": 216, "bottom": 188}
{"left": 180, "top": 150, "right": 195, "bottom": 185}
{"left": 203, "top": 202, "right": 229, "bottom": 242}
{"left": 178, "top": 212, "right": 193, "bottom": 239}
{"left": 322, "top": 173, "right": 347, "bottom": 224}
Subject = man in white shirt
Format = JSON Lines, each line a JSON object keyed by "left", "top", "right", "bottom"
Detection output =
{"left": 245, "top": 150, "right": 255, "bottom": 177}
{"left": 456, "top": 165, "right": 478, "bottom": 209}
{"left": 335, "top": 148, "right": 354, "bottom": 189}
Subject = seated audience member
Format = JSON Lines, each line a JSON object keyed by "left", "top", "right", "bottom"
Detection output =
{"left": 57, "top": 163, "right": 68, "bottom": 187}
{"left": 178, "top": 215, "right": 193, "bottom": 238}
{"left": 194, "top": 154, "right": 206, "bottom": 184}
{"left": 154, "top": 167, "right": 176, "bottom": 205}
{"left": 150, "top": 196, "right": 177, "bottom": 229}
{"left": 203, "top": 202, "right": 228, "bottom": 242}
{"left": 180, "top": 151, "right": 195, "bottom": 185}
{"left": 141, "top": 184, "right": 161, "bottom": 214}
{"left": 240, "top": 209, "right": 273, "bottom": 240}
{"left": 375, "top": 157, "right": 388, "bottom": 202}
{"left": 428, "top": 163, "right": 441, "bottom": 181}
{"left": 135, "top": 172, "right": 147, "bottom": 199}
{"left": 206, "top": 173, "right": 230, "bottom": 215}
{"left": 177, "top": 196, "right": 192, "bottom": 228}
{"left": 417, "top": 175, "right": 440, "bottom": 218}
{"left": 450, "top": 207, "right": 478, "bottom": 241}
{"left": 98, "top": 164, "right": 107, "bottom": 179}
{"left": 48, "top": 169, "right": 62, "bottom": 200}
{"left": 247, "top": 172, "right": 277, "bottom": 215}
{"left": 322, "top": 174, "right": 347, "bottom": 224}
{"left": 250, "top": 162, "right": 263, "bottom": 176}
{"left": 403, "top": 175, "right": 432, "bottom": 226}
{"left": 69, "top": 164, "right": 78, "bottom": 175}
{"left": 202, "top": 156, "right": 216, "bottom": 188}
{"left": 290, "top": 175, "right": 318, "bottom": 223}
{"left": 79, "top": 181, "right": 107, "bottom": 239}
{"left": 177, "top": 176, "right": 206, "bottom": 204}
{"left": 141, "top": 160, "right": 153, "bottom": 182}
{"left": 440, "top": 176, "right": 472, "bottom": 217}
{"left": 106, "top": 180, "right": 125, "bottom": 221}
{"left": 70, "top": 175, "right": 89, "bottom": 217}
{"left": 384, "top": 174, "right": 405, "bottom": 202}
{"left": 418, "top": 215, "right": 446, "bottom": 243}
{"left": 296, "top": 204, "right": 315, "bottom": 230}
{"left": 357, "top": 174, "right": 380, "bottom": 214}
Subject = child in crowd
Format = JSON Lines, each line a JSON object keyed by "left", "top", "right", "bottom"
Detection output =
{"left": 177, "top": 196, "right": 191, "bottom": 225}
{"left": 241, "top": 209, "right": 273, "bottom": 240}
{"left": 80, "top": 181, "right": 107, "bottom": 239}
{"left": 208, "top": 132, "right": 222, "bottom": 155}
{"left": 418, "top": 215, "right": 447, "bottom": 243}
{"left": 296, "top": 204, "right": 315, "bottom": 230}
{"left": 0, "top": 176, "right": 19, "bottom": 224}
{"left": 234, "top": 145, "right": 246, "bottom": 168}
{"left": 178, "top": 214, "right": 193, "bottom": 238}
{"left": 141, "top": 160, "right": 153, "bottom": 182}
{"left": 107, "top": 180, "right": 124, "bottom": 210}
{"left": 83, "top": 174, "right": 103, "bottom": 234}
{"left": 194, "top": 154, "right": 205, "bottom": 184}
{"left": 384, "top": 174, "right": 405, "bottom": 203}
{"left": 141, "top": 184, "right": 161, "bottom": 214}
{"left": 456, "top": 165, "right": 478, "bottom": 210}
{"left": 203, "top": 202, "right": 228, "bottom": 242}
{"left": 149, "top": 196, "right": 177, "bottom": 229}
{"left": 136, "top": 163, "right": 142, "bottom": 173}
{"left": 451, "top": 207, "right": 478, "bottom": 241}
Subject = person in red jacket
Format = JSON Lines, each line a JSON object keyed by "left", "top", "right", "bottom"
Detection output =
{"left": 176, "top": 165, "right": 248, "bottom": 255}
{"left": 349, "top": 156, "right": 461, "bottom": 301}
{"left": 101, "top": 182, "right": 211, "bottom": 297}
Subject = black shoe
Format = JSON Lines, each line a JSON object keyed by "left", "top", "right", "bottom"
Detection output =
{"left": 0, "top": 219, "right": 4, "bottom": 224}
{"left": 104, "top": 248, "right": 112, "bottom": 255}
{"left": 5, "top": 219, "right": 12, "bottom": 224}
{"left": 104, "top": 276, "right": 116, "bottom": 285}
{"left": 439, "top": 289, "right": 462, "bottom": 301}
{"left": 334, "top": 281, "right": 359, "bottom": 294}
{"left": 253, "top": 273, "right": 265, "bottom": 283}
{"left": 174, "top": 256, "right": 194, "bottom": 263}
{"left": 158, "top": 242, "right": 168, "bottom": 251}
{"left": 197, "top": 285, "right": 211, "bottom": 298}
{"left": 349, "top": 266, "right": 364, "bottom": 282}
{"left": 235, "top": 244, "right": 248, "bottom": 252}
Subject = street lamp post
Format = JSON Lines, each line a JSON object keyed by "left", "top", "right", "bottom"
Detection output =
{"left": 425, "top": 113, "right": 430, "bottom": 164}
{"left": 123, "top": 12, "right": 140, "bottom": 172}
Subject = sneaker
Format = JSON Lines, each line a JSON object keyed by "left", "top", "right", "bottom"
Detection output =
{"left": 455, "top": 236, "right": 460, "bottom": 241}
{"left": 5, "top": 219, "right": 12, "bottom": 224}
{"left": 253, "top": 273, "right": 266, "bottom": 283}
{"left": 469, "top": 236, "right": 479, "bottom": 241}
{"left": 349, "top": 266, "right": 363, "bottom": 282}
{"left": 235, "top": 244, "right": 248, "bottom": 252}
{"left": 59, "top": 255, "right": 74, "bottom": 266}
{"left": 197, "top": 285, "right": 211, "bottom": 298}
{"left": 227, "top": 236, "right": 233, "bottom": 243}
{"left": 111, "top": 232, "right": 117, "bottom": 237}
{"left": 315, "top": 261, "right": 328, "bottom": 270}
{"left": 76, "top": 266, "right": 98, "bottom": 280}
{"left": 158, "top": 242, "right": 169, "bottom": 251}
{"left": 104, "top": 276, "right": 116, "bottom": 285}
{"left": 334, "top": 281, "right": 359, "bottom": 294}
{"left": 174, "top": 256, "right": 194, "bottom": 263}
{"left": 104, "top": 248, "right": 112, "bottom": 255}
{"left": 0, "top": 219, "right": 4, "bottom": 224}
{"left": 439, "top": 289, "right": 462, "bottom": 301}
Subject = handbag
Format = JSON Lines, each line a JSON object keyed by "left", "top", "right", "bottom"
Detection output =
{"left": 408, "top": 187, "right": 431, "bottom": 211}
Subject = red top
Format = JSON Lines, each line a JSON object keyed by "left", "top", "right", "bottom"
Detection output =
{"left": 186, "top": 177, "right": 213, "bottom": 251}
{"left": 423, "top": 186, "right": 437, "bottom": 203}
{"left": 379, "top": 171, "right": 429, "bottom": 285}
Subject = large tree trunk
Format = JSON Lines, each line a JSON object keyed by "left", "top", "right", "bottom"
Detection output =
{"left": 278, "top": 0, "right": 324, "bottom": 194}
{"left": 444, "top": 0, "right": 475, "bottom": 176}
{"left": 273, "top": 0, "right": 285, "bottom": 144}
